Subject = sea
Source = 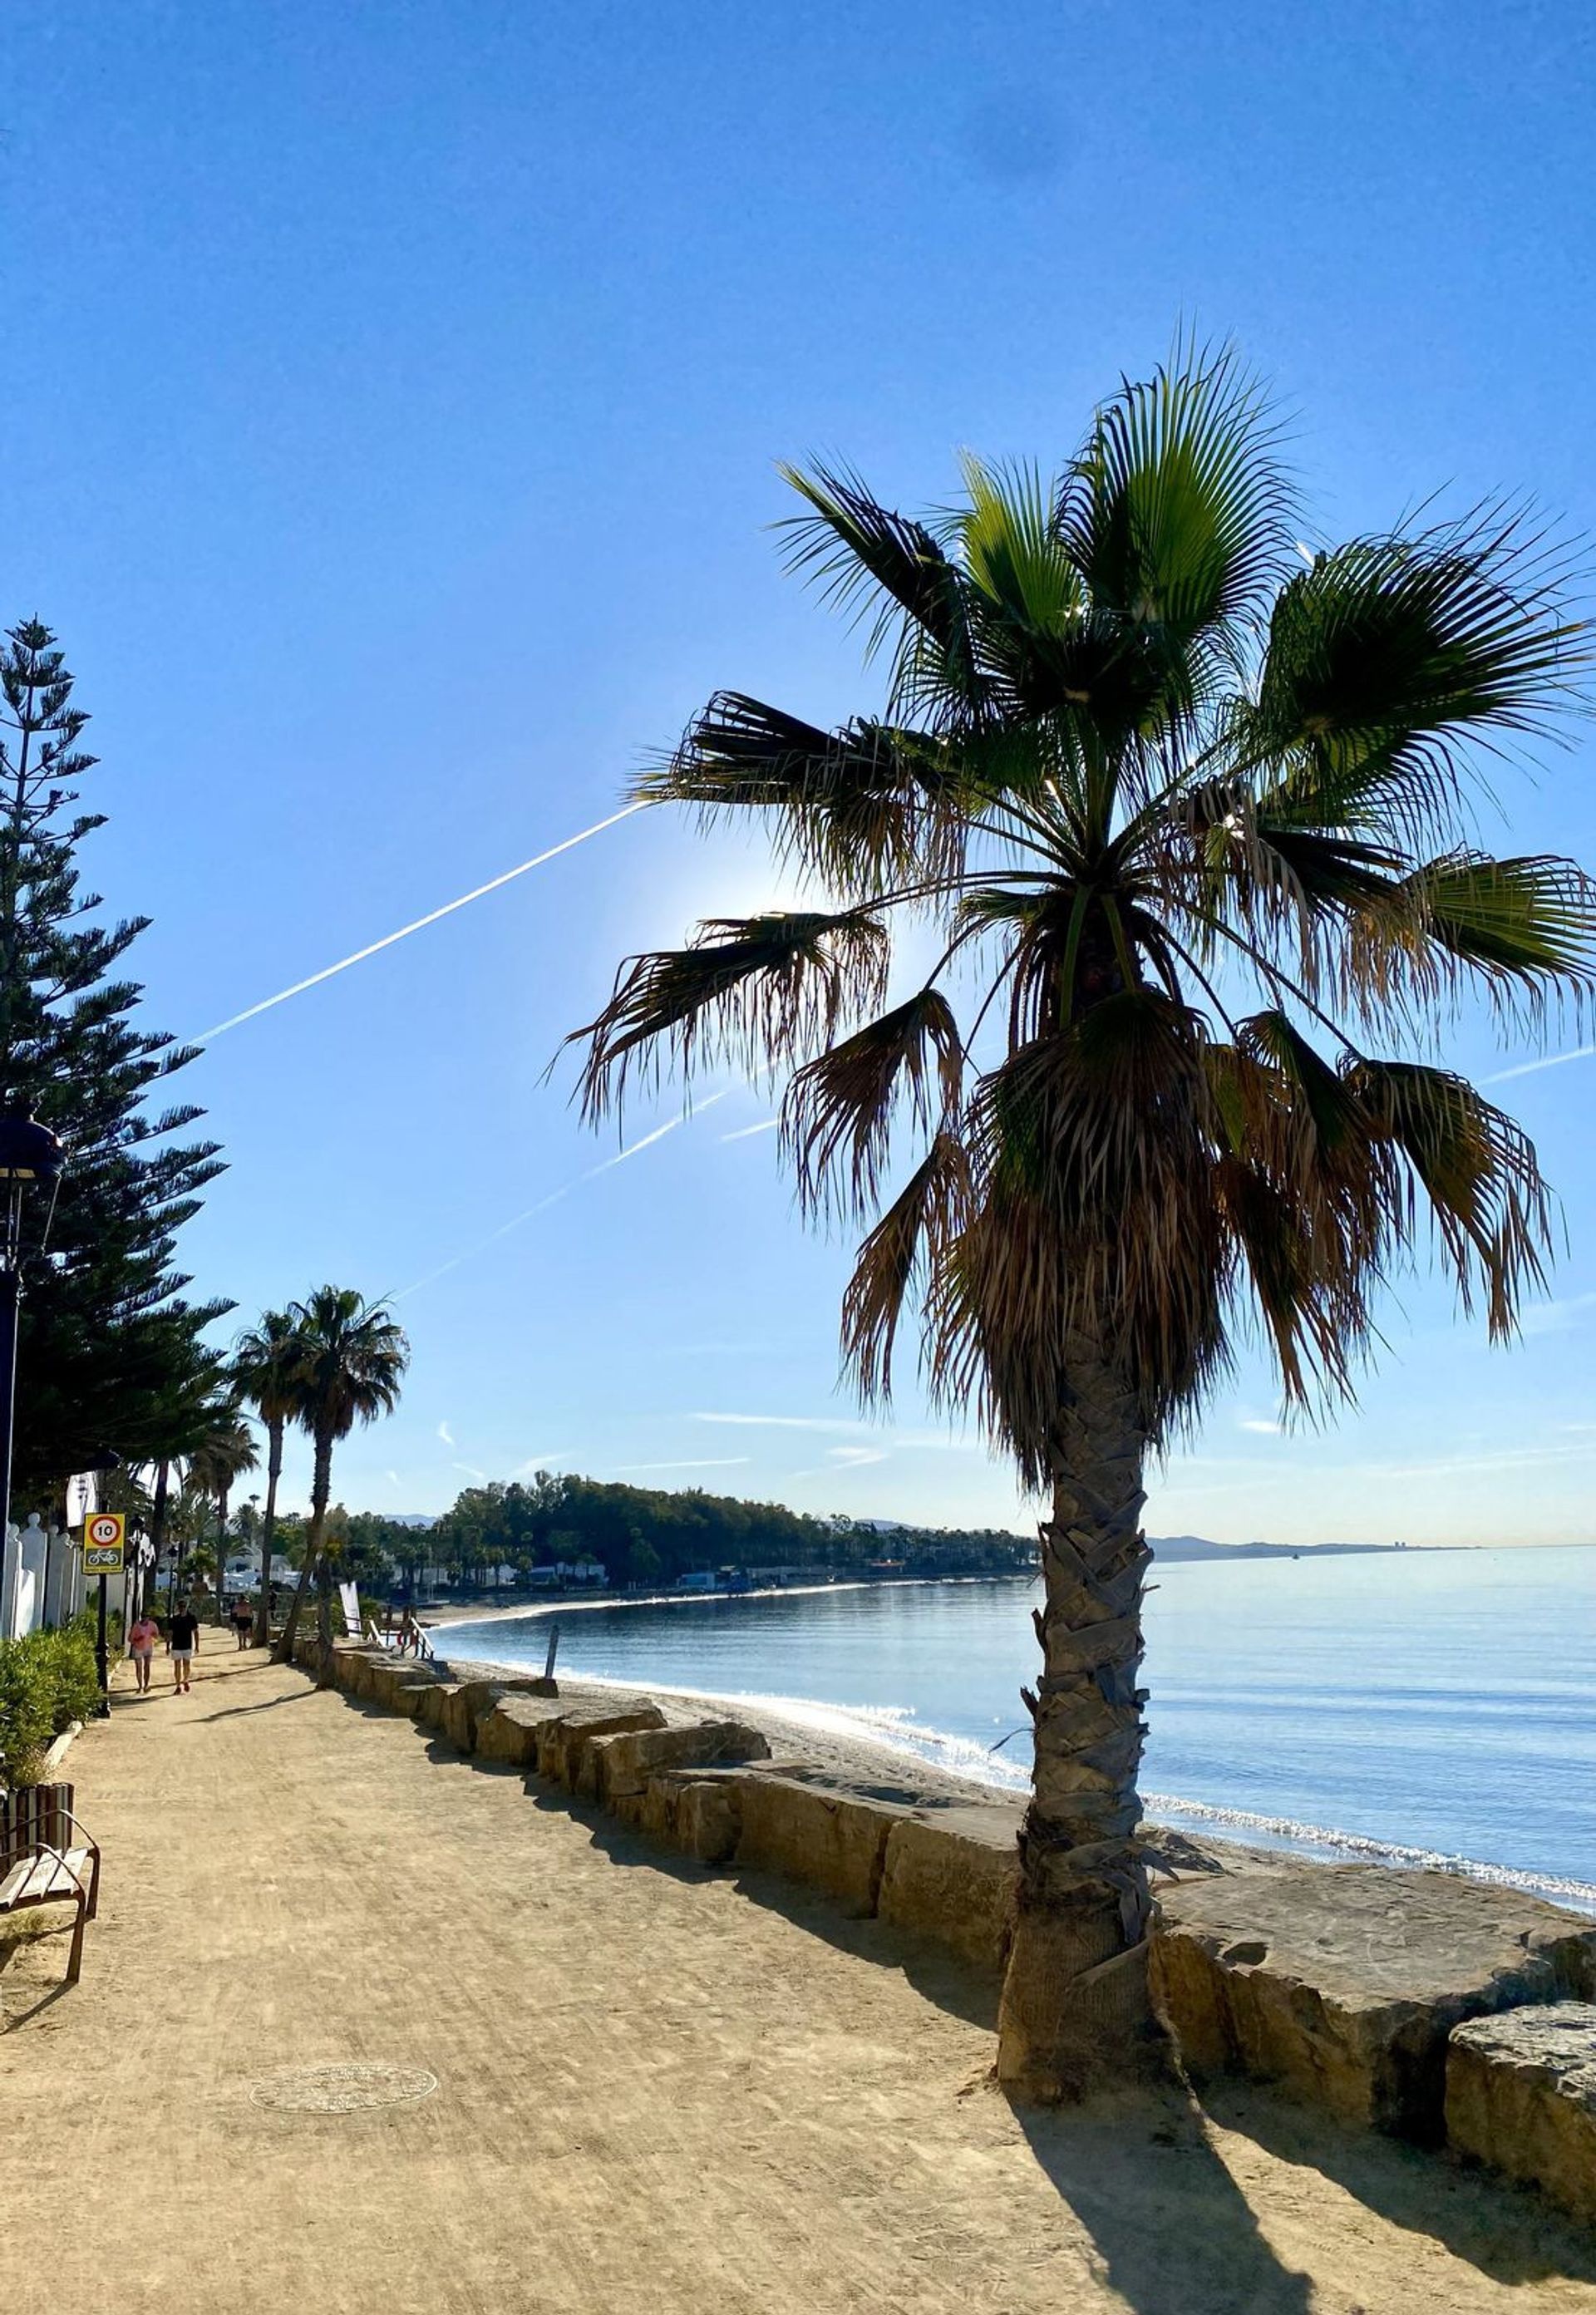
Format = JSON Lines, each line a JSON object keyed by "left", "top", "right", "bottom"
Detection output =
{"left": 435, "top": 1544, "right": 1596, "bottom": 1910}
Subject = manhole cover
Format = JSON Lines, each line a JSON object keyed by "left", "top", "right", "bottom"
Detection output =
{"left": 249, "top": 2062, "right": 438, "bottom": 2113}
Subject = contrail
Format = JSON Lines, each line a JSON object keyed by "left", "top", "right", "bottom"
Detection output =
{"left": 192, "top": 799, "right": 647, "bottom": 1044}
{"left": 392, "top": 1095, "right": 730, "bottom": 1301}
{"left": 1481, "top": 1043, "right": 1596, "bottom": 1086}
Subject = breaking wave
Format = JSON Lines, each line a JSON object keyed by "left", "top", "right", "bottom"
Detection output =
{"left": 1138, "top": 1793, "right": 1596, "bottom": 1912}
{"left": 552, "top": 1672, "right": 1596, "bottom": 1916}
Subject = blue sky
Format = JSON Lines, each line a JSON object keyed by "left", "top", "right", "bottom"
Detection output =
{"left": 9, "top": 1, "right": 1596, "bottom": 1544}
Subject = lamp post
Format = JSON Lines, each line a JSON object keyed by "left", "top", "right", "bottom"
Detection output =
{"left": 0, "top": 1110, "right": 63, "bottom": 1640}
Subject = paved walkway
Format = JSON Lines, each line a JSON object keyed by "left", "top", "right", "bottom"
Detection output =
{"left": 2, "top": 1635, "right": 1594, "bottom": 2315}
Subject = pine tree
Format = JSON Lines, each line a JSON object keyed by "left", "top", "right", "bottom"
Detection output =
{"left": 0, "top": 619, "right": 230, "bottom": 1505}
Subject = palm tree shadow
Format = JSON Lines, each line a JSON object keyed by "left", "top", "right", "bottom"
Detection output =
{"left": 1012, "top": 2087, "right": 1314, "bottom": 2315}
{"left": 1205, "top": 2079, "right": 1596, "bottom": 2288}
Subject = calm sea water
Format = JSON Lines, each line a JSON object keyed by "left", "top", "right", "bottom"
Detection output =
{"left": 436, "top": 1545, "right": 1596, "bottom": 1908}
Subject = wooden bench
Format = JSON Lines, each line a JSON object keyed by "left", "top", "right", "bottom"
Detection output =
{"left": 0, "top": 1782, "right": 101, "bottom": 1985}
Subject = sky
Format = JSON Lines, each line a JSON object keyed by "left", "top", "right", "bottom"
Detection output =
{"left": 7, "top": 0, "right": 1596, "bottom": 1545}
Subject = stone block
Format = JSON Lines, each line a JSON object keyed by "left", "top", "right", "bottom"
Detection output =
{"left": 438, "top": 1679, "right": 503, "bottom": 1752}
{"left": 1446, "top": 2002, "right": 1596, "bottom": 2225}
{"left": 416, "top": 1681, "right": 458, "bottom": 1731}
{"left": 536, "top": 1705, "right": 667, "bottom": 1791}
{"left": 393, "top": 1678, "right": 438, "bottom": 1718}
{"left": 675, "top": 1778, "right": 743, "bottom": 1864}
{"left": 344, "top": 1652, "right": 387, "bottom": 1699}
{"left": 732, "top": 1772, "right": 907, "bottom": 1914}
{"left": 579, "top": 1718, "right": 771, "bottom": 1805}
{"left": 633, "top": 1770, "right": 746, "bottom": 1861}
{"left": 365, "top": 1660, "right": 411, "bottom": 1709}
{"left": 475, "top": 1695, "right": 568, "bottom": 1766}
{"left": 1152, "top": 1864, "right": 1596, "bottom": 2140}
{"left": 878, "top": 1805, "right": 1021, "bottom": 1973}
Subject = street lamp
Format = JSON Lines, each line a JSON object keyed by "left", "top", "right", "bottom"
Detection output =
{"left": 0, "top": 1110, "right": 64, "bottom": 1639}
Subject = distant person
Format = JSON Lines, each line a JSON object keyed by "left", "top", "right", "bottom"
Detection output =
{"left": 127, "top": 1610, "right": 160, "bottom": 1694}
{"left": 397, "top": 1604, "right": 419, "bottom": 1657}
{"left": 168, "top": 1600, "right": 200, "bottom": 1692}
{"left": 231, "top": 1594, "right": 254, "bottom": 1650}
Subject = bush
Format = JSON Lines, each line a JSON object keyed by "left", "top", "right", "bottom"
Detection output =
{"left": 0, "top": 1622, "right": 101, "bottom": 1786}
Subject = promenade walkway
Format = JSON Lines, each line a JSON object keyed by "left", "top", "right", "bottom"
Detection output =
{"left": 2, "top": 1635, "right": 1593, "bottom": 2315}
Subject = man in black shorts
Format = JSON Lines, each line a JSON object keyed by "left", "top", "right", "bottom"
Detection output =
{"left": 168, "top": 1600, "right": 200, "bottom": 1692}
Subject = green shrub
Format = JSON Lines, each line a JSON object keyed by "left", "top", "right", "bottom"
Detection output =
{"left": 39, "top": 1622, "right": 101, "bottom": 1730}
{"left": 0, "top": 1622, "right": 101, "bottom": 1786}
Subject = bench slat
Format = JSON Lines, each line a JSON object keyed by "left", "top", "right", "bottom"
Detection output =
{"left": 0, "top": 1847, "right": 91, "bottom": 1909}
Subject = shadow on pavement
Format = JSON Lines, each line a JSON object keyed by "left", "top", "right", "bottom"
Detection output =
{"left": 1012, "top": 2086, "right": 1314, "bottom": 2315}
{"left": 560, "top": 1792, "right": 999, "bottom": 2030}
{"left": 1206, "top": 2076, "right": 1596, "bottom": 2288}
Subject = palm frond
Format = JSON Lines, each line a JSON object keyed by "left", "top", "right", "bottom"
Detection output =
{"left": 953, "top": 456, "right": 1083, "bottom": 639}
{"left": 1245, "top": 509, "right": 1589, "bottom": 852}
{"left": 1055, "top": 341, "right": 1294, "bottom": 671}
{"left": 777, "top": 461, "right": 989, "bottom": 727}
{"left": 1350, "top": 1060, "right": 1554, "bottom": 1332}
{"left": 782, "top": 989, "right": 963, "bottom": 1220}
{"left": 1342, "top": 851, "right": 1596, "bottom": 1031}
{"left": 637, "top": 693, "right": 969, "bottom": 894}
{"left": 840, "top": 1131, "right": 972, "bottom": 1404}
{"left": 574, "top": 910, "right": 889, "bottom": 1121}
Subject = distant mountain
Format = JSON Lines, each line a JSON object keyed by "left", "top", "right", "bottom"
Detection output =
{"left": 1149, "top": 1533, "right": 1404, "bottom": 1561}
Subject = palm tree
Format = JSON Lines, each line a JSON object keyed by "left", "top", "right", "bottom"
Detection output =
{"left": 571, "top": 347, "right": 1594, "bottom": 2101}
{"left": 273, "top": 1286, "right": 409, "bottom": 1669}
{"left": 186, "top": 1404, "right": 259, "bottom": 1623}
{"left": 234, "top": 1308, "right": 307, "bottom": 1647}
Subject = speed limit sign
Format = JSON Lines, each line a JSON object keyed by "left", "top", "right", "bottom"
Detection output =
{"left": 84, "top": 1511, "right": 126, "bottom": 1573}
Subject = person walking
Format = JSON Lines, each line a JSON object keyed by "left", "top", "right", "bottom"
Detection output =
{"left": 231, "top": 1593, "right": 254, "bottom": 1650}
{"left": 168, "top": 1599, "right": 200, "bottom": 1693}
{"left": 127, "top": 1610, "right": 160, "bottom": 1694}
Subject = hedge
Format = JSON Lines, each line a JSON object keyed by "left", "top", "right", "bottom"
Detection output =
{"left": 0, "top": 1619, "right": 100, "bottom": 1786}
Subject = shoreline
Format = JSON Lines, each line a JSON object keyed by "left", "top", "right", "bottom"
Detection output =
{"left": 432, "top": 1643, "right": 1596, "bottom": 1916}
{"left": 416, "top": 1545, "right": 1488, "bottom": 1637}
{"left": 419, "top": 1573, "right": 1021, "bottom": 1634}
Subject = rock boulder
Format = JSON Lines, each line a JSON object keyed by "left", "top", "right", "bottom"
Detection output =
{"left": 475, "top": 1695, "right": 568, "bottom": 1766}
{"left": 732, "top": 1771, "right": 910, "bottom": 1914}
{"left": 1154, "top": 1863, "right": 1596, "bottom": 2140}
{"left": 878, "top": 1805, "right": 1021, "bottom": 1973}
{"left": 580, "top": 1719, "right": 771, "bottom": 1806}
{"left": 535, "top": 1705, "right": 667, "bottom": 1791}
{"left": 1446, "top": 2002, "right": 1596, "bottom": 2224}
{"left": 440, "top": 1679, "right": 505, "bottom": 1752}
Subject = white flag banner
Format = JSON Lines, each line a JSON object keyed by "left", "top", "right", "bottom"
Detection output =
{"left": 65, "top": 1472, "right": 98, "bottom": 1529}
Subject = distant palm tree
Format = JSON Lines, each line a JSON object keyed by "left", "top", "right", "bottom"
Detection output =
{"left": 234, "top": 1308, "right": 307, "bottom": 1648}
{"left": 572, "top": 347, "right": 1594, "bottom": 2101}
{"left": 186, "top": 1405, "right": 259, "bottom": 1622}
{"left": 273, "top": 1287, "right": 409, "bottom": 1670}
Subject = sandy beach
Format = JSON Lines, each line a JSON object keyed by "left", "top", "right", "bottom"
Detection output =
{"left": 2, "top": 1633, "right": 1593, "bottom": 2315}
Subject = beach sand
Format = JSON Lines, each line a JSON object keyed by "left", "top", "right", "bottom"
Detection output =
{"left": 2, "top": 1633, "right": 1593, "bottom": 2315}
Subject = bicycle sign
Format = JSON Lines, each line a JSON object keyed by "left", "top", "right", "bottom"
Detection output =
{"left": 84, "top": 1511, "right": 126, "bottom": 1573}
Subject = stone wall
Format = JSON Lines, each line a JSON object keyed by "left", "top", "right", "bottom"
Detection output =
{"left": 296, "top": 1633, "right": 1596, "bottom": 2225}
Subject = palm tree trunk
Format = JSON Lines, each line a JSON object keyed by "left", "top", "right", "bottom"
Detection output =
{"left": 275, "top": 1429, "right": 332, "bottom": 1663}
{"left": 254, "top": 1421, "right": 283, "bottom": 1649}
{"left": 315, "top": 1551, "right": 334, "bottom": 1683}
{"left": 995, "top": 1340, "right": 1171, "bottom": 2103}
{"left": 149, "top": 1460, "right": 171, "bottom": 1623}
{"left": 215, "top": 1483, "right": 230, "bottom": 1623}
